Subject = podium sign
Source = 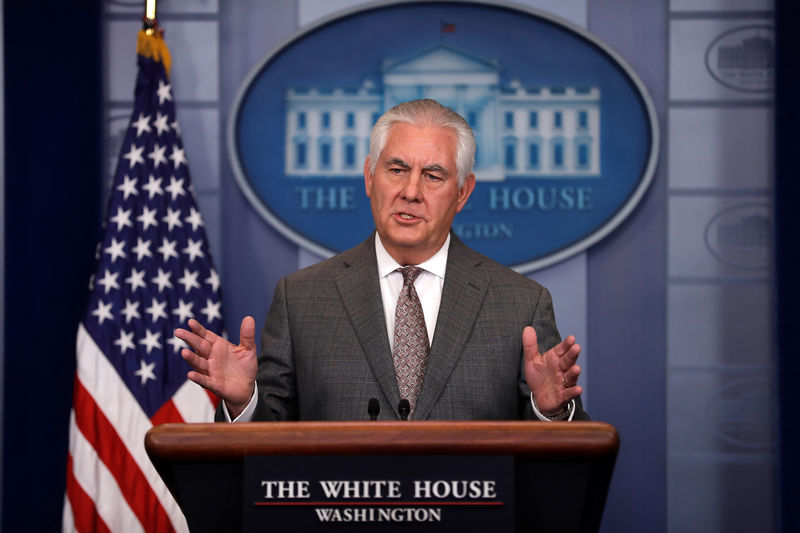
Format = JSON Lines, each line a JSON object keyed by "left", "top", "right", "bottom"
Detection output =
{"left": 243, "top": 455, "right": 514, "bottom": 532}
{"left": 145, "top": 421, "right": 619, "bottom": 533}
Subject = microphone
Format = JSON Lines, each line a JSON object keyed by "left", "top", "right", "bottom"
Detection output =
{"left": 368, "top": 398, "right": 380, "bottom": 421}
{"left": 398, "top": 399, "right": 410, "bottom": 421}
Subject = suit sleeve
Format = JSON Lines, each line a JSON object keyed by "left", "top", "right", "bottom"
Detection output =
{"left": 251, "top": 276, "right": 299, "bottom": 421}
{"left": 519, "top": 286, "right": 589, "bottom": 421}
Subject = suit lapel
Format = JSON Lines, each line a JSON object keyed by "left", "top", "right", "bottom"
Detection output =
{"left": 413, "top": 235, "right": 489, "bottom": 420}
{"left": 334, "top": 235, "right": 402, "bottom": 415}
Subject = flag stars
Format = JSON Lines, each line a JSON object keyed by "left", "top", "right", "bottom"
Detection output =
{"left": 120, "top": 298, "right": 141, "bottom": 323}
{"left": 131, "top": 113, "right": 152, "bottom": 137}
{"left": 145, "top": 297, "right": 168, "bottom": 322}
{"left": 134, "top": 359, "right": 157, "bottom": 385}
{"left": 205, "top": 269, "right": 221, "bottom": 293}
{"left": 131, "top": 238, "right": 153, "bottom": 262}
{"left": 125, "top": 268, "right": 147, "bottom": 292}
{"left": 201, "top": 298, "right": 222, "bottom": 322}
{"left": 157, "top": 79, "right": 173, "bottom": 105}
{"left": 91, "top": 300, "right": 114, "bottom": 325}
{"left": 177, "top": 268, "right": 200, "bottom": 293}
{"left": 116, "top": 175, "right": 139, "bottom": 200}
{"left": 114, "top": 330, "right": 136, "bottom": 354}
{"left": 104, "top": 237, "right": 127, "bottom": 263}
{"left": 148, "top": 143, "right": 168, "bottom": 168}
{"left": 165, "top": 176, "right": 186, "bottom": 201}
{"left": 182, "top": 238, "right": 204, "bottom": 262}
{"left": 151, "top": 268, "right": 173, "bottom": 292}
{"left": 171, "top": 299, "right": 194, "bottom": 324}
{"left": 139, "top": 329, "right": 162, "bottom": 355}
{"left": 136, "top": 206, "right": 159, "bottom": 232}
{"left": 157, "top": 237, "right": 179, "bottom": 262}
{"left": 110, "top": 207, "right": 133, "bottom": 232}
{"left": 185, "top": 207, "right": 204, "bottom": 231}
{"left": 169, "top": 145, "right": 186, "bottom": 169}
{"left": 162, "top": 207, "right": 183, "bottom": 231}
{"left": 96, "top": 269, "right": 120, "bottom": 294}
{"left": 142, "top": 175, "right": 164, "bottom": 199}
{"left": 122, "top": 144, "right": 145, "bottom": 168}
{"left": 166, "top": 335, "right": 188, "bottom": 353}
{"left": 153, "top": 111, "right": 170, "bottom": 136}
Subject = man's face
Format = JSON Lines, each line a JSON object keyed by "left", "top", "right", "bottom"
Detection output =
{"left": 364, "top": 123, "right": 475, "bottom": 265}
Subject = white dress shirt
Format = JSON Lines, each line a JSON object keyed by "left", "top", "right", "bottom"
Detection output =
{"left": 374, "top": 232, "right": 449, "bottom": 351}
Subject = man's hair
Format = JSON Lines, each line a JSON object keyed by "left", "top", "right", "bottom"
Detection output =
{"left": 367, "top": 99, "right": 476, "bottom": 187}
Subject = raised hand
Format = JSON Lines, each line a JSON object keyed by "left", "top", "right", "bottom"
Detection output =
{"left": 522, "top": 326, "right": 582, "bottom": 416}
{"left": 175, "top": 316, "right": 258, "bottom": 417}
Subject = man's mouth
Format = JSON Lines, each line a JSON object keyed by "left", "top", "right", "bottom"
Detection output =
{"left": 395, "top": 212, "right": 421, "bottom": 221}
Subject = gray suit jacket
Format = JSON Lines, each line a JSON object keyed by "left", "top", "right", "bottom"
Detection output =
{"left": 250, "top": 233, "right": 587, "bottom": 421}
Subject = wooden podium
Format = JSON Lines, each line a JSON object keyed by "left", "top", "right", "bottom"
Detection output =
{"left": 145, "top": 421, "right": 618, "bottom": 532}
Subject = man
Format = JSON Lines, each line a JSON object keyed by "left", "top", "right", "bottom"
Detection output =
{"left": 176, "top": 99, "right": 587, "bottom": 422}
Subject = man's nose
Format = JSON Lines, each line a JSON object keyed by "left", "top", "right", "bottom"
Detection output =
{"left": 401, "top": 173, "right": 422, "bottom": 201}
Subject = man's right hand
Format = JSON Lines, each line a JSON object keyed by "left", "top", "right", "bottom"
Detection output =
{"left": 175, "top": 316, "right": 258, "bottom": 419}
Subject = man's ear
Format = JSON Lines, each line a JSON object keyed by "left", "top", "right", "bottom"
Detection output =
{"left": 363, "top": 157, "right": 373, "bottom": 198}
{"left": 456, "top": 173, "right": 476, "bottom": 213}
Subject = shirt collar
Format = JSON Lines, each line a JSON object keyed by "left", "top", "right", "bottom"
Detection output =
{"left": 375, "top": 232, "right": 450, "bottom": 280}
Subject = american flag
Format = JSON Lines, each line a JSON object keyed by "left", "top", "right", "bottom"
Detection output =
{"left": 63, "top": 28, "right": 223, "bottom": 532}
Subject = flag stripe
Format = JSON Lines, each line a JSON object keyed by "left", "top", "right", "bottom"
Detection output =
{"left": 171, "top": 379, "right": 215, "bottom": 423}
{"left": 150, "top": 398, "right": 184, "bottom": 427}
{"left": 62, "top": 494, "right": 75, "bottom": 533}
{"left": 67, "top": 411, "right": 144, "bottom": 533}
{"left": 74, "top": 324, "right": 188, "bottom": 532}
{"left": 64, "top": 454, "right": 112, "bottom": 533}
{"left": 72, "top": 376, "right": 174, "bottom": 532}
{"left": 206, "top": 388, "right": 221, "bottom": 408}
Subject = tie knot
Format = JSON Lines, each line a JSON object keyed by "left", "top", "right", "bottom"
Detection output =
{"left": 398, "top": 266, "right": 423, "bottom": 286}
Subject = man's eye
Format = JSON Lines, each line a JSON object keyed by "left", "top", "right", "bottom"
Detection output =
{"left": 389, "top": 168, "right": 404, "bottom": 174}
{"left": 425, "top": 173, "right": 443, "bottom": 181}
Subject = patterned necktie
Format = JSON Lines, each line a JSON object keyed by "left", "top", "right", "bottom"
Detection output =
{"left": 393, "top": 266, "right": 430, "bottom": 417}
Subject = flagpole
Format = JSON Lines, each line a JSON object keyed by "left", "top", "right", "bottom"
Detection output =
{"left": 144, "top": 0, "right": 157, "bottom": 34}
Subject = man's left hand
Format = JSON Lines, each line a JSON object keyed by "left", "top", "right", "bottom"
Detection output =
{"left": 523, "top": 326, "right": 582, "bottom": 416}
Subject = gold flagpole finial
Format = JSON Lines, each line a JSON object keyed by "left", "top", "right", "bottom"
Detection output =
{"left": 137, "top": 0, "right": 171, "bottom": 75}
{"left": 144, "top": 0, "right": 157, "bottom": 35}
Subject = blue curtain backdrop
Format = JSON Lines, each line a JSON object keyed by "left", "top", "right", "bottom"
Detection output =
{"left": 775, "top": 1, "right": 799, "bottom": 531}
{"left": 2, "top": 1, "right": 102, "bottom": 530}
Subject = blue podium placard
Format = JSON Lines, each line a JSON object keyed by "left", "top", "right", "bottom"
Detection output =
{"left": 243, "top": 455, "right": 514, "bottom": 532}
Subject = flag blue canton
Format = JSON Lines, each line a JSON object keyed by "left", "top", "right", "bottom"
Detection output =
{"left": 83, "top": 54, "right": 223, "bottom": 418}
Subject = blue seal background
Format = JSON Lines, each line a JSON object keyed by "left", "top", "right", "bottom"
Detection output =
{"left": 232, "top": 1, "right": 654, "bottom": 269}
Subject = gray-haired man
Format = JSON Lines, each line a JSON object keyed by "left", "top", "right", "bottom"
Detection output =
{"left": 177, "top": 99, "right": 587, "bottom": 422}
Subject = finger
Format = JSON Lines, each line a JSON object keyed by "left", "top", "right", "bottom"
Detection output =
{"left": 186, "top": 370, "right": 215, "bottom": 393}
{"left": 558, "top": 342, "right": 581, "bottom": 372}
{"left": 188, "top": 318, "right": 220, "bottom": 343}
{"left": 522, "top": 326, "right": 539, "bottom": 362}
{"left": 239, "top": 316, "right": 257, "bottom": 352}
{"left": 181, "top": 347, "right": 210, "bottom": 373}
{"left": 560, "top": 384, "right": 583, "bottom": 403}
{"left": 175, "top": 328, "right": 212, "bottom": 356}
{"left": 551, "top": 335, "right": 576, "bottom": 357}
{"left": 561, "top": 365, "right": 581, "bottom": 387}
{"left": 187, "top": 318, "right": 206, "bottom": 336}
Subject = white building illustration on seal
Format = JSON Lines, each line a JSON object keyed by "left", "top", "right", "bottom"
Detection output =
{"left": 284, "top": 44, "right": 600, "bottom": 180}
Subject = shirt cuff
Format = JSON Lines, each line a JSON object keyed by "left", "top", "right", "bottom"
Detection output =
{"left": 530, "top": 393, "right": 576, "bottom": 422}
{"left": 221, "top": 382, "right": 258, "bottom": 422}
